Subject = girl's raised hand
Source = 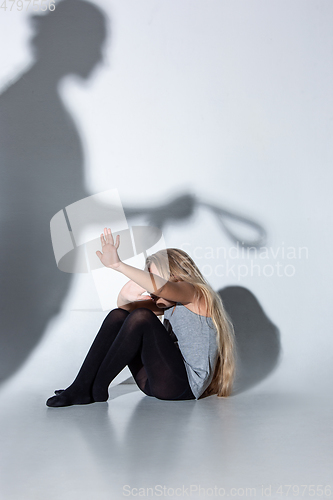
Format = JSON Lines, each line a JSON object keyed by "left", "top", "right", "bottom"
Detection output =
{"left": 96, "top": 227, "right": 122, "bottom": 270}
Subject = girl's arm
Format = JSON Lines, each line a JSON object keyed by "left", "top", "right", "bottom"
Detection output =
{"left": 96, "top": 227, "right": 196, "bottom": 305}
{"left": 116, "top": 279, "right": 150, "bottom": 309}
{"left": 118, "top": 296, "right": 164, "bottom": 316}
{"left": 116, "top": 261, "right": 195, "bottom": 305}
{"left": 117, "top": 280, "right": 164, "bottom": 316}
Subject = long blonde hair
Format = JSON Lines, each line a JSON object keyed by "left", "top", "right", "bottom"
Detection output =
{"left": 145, "top": 248, "right": 236, "bottom": 398}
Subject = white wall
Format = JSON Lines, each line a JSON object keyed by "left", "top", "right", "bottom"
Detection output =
{"left": 0, "top": 0, "right": 332, "bottom": 395}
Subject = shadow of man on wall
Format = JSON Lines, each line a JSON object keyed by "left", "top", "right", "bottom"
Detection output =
{"left": 0, "top": 0, "right": 273, "bottom": 390}
{"left": 0, "top": 0, "right": 109, "bottom": 382}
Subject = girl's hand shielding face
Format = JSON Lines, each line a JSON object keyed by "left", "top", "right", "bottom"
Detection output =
{"left": 96, "top": 227, "right": 122, "bottom": 270}
{"left": 121, "top": 279, "right": 152, "bottom": 303}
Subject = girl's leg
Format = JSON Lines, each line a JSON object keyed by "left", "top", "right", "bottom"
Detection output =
{"left": 47, "top": 307, "right": 195, "bottom": 407}
{"left": 46, "top": 308, "right": 130, "bottom": 407}
{"left": 92, "top": 308, "right": 196, "bottom": 402}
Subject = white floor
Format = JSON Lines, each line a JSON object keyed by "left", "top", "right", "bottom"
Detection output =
{"left": 0, "top": 286, "right": 331, "bottom": 500}
{"left": 0, "top": 380, "right": 332, "bottom": 500}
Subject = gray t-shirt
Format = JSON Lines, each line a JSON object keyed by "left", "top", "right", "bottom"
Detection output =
{"left": 163, "top": 302, "right": 219, "bottom": 399}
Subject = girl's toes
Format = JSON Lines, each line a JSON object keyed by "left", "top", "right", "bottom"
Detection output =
{"left": 46, "top": 395, "right": 61, "bottom": 407}
{"left": 46, "top": 394, "right": 72, "bottom": 408}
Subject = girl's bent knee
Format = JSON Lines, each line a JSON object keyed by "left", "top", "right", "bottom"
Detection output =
{"left": 128, "top": 307, "right": 157, "bottom": 321}
{"left": 103, "top": 307, "right": 129, "bottom": 325}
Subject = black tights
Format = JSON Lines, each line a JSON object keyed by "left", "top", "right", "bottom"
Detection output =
{"left": 46, "top": 308, "right": 195, "bottom": 407}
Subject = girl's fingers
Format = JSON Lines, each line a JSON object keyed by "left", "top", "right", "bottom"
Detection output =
{"left": 104, "top": 227, "right": 114, "bottom": 245}
{"left": 101, "top": 228, "right": 120, "bottom": 249}
{"left": 108, "top": 228, "right": 114, "bottom": 245}
{"left": 104, "top": 227, "right": 109, "bottom": 244}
